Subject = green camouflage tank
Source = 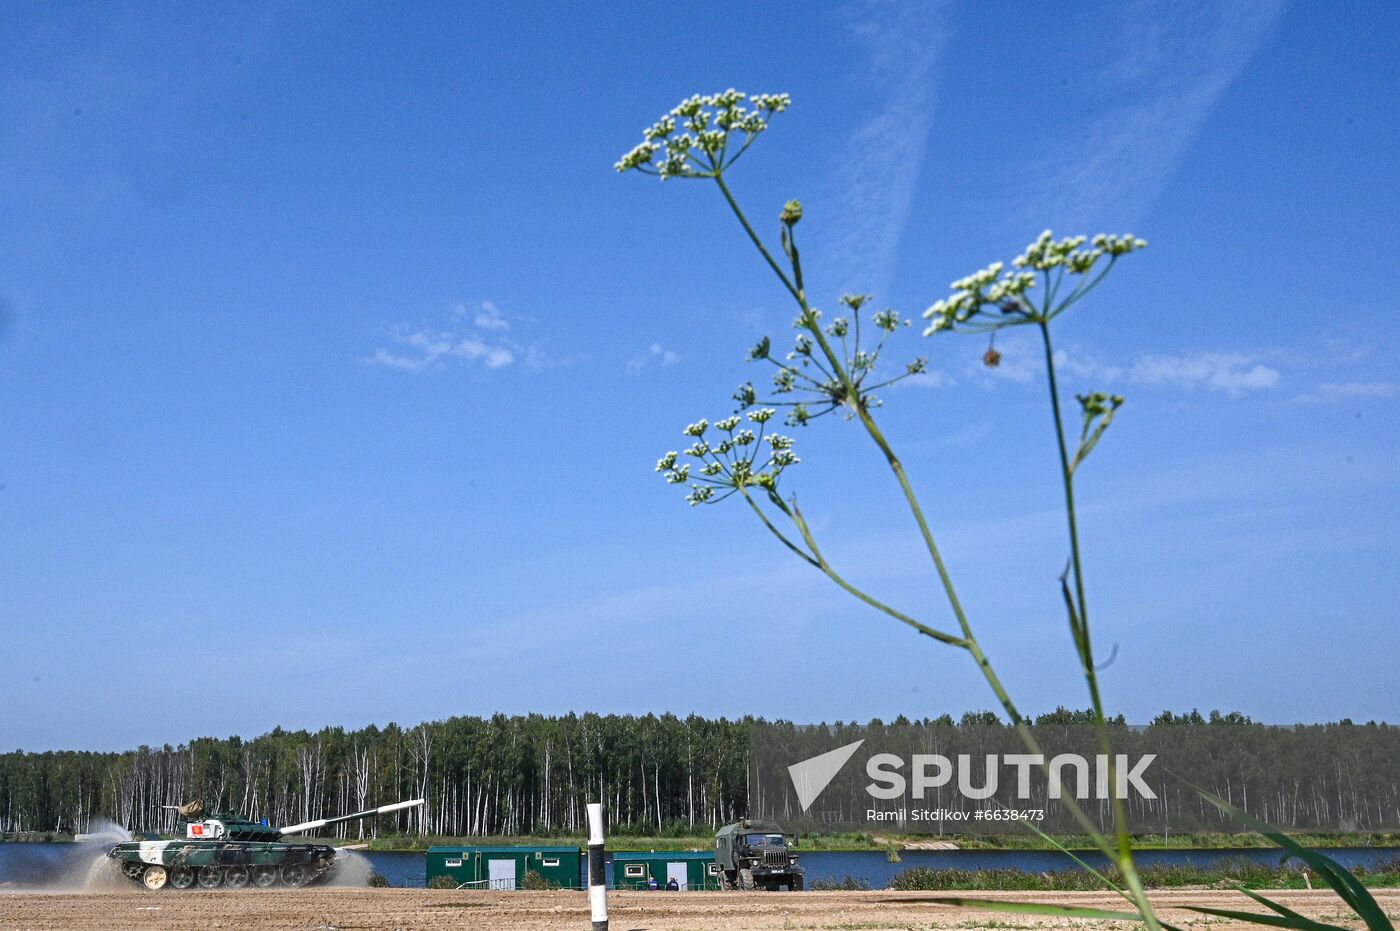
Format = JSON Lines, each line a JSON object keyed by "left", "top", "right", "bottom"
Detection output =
{"left": 106, "top": 798, "right": 422, "bottom": 890}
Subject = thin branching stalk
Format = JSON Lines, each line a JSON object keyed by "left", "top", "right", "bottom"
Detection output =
{"left": 1037, "top": 319, "right": 1156, "bottom": 918}
{"left": 712, "top": 182, "right": 1149, "bottom": 900}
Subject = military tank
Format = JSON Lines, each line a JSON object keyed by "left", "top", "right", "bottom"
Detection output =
{"left": 106, "top": 798, "right": 423, "bottom": 890}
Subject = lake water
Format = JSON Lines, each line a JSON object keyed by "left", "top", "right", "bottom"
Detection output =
{"left": 5, "top": 843, "right": 1396, "bottom": 891}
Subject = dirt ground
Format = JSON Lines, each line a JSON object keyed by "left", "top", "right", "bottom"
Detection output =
{"left": 0, "top": 888, "right": 1395, "bottom": 931}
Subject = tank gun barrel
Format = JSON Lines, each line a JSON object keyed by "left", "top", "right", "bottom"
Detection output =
{"left": 278, "top": 799, "right": 423, "bottom": 836}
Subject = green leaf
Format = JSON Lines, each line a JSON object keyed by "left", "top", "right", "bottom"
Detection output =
{"left": 1000, "top": 821, "right": 1189, "bottom": 931}
{"left": 914, "top": 897, "right": 1147, "bottom": 921}
{"left": 1018, "top": 815, "right": 1122, "bottom": 894}
{"left": 1232, "top": 883, "right": 1327, "bottom": 925}
{"left": 1183, "top": 905, "right": 1355, "bottom": 931}
{"left": 1183, "top": 778, "right": 1394, "bottom": 931}
{"left": 1059, "top": 566, "right": 1090, "bottom": 668}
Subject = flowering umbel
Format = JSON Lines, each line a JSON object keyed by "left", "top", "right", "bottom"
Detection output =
{"left": 922, "top": 230, "right": 1146, "bottom": 336}
{"left": 734, "top": 293, "right": 925, "bottom": 427}
{"left": 615, "top": 90, "right": 792, "bottom": 179}
{"left": 621, "top": 91, "right": 929, "bottom": 508}
{"left": 656, "top": 410, "right": 800, "bottom": 506}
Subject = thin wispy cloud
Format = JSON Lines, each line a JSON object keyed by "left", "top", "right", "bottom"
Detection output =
{"left": 627, "top": 342, "right": 681, "bottom": 370}
{"left": 967, "top": 331, "right": 1282, "bottom": 398}
{"left": 1296, "top": 381, "right": 1400, "bottom": 403}
{"left": 458, "top": 299, "right": 509, "bottom": 331}
{"left": 371, "top": 300, "right": 517, "bottom": 371}
{"left": 1017, "top": 0, "right": 1285, "bottom": 228}
{"left": 1129, "top": 352, "right": 1279, "bottom": 395}
{"left": 811, "top": 0, "right": 953, "bottom": 298}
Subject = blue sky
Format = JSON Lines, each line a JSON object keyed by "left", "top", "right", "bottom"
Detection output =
{"left": 2, "top": 1, "right": 1397, "bottom": 752}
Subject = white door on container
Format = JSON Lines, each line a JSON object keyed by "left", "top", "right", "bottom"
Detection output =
{"left": 667, "top": 862, "right": 688, "bottom": 891}
{"left": 488, "top": 858, "right": 517, "bottom": 890}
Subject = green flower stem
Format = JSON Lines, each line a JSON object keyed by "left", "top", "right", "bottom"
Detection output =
{"left": 738, "top": 488, "right": 820, "bottom": 569}
{"left": 849, "top": 404, "right": 972, "bottom": 640}
{"left": 1038, "top": 319, "right": 1161, "bottom": 931}
{"left": 1053, "top": 258, "right": 1118, "bottom": 318}
{"left": 1039, "top": 320, "right": 1094, "bottom": 672}
{"left": 776, "top": 493, "right": 965, "bottom": 648}
{"left": 767, "top": 212, "right": 992, "bottom": 662}
{"left": 712, "top": 174, "right": 801, "bottom": 303}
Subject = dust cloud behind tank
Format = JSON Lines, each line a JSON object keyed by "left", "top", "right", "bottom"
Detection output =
{"left": 105, "top": 798, "right": 422, "bottom": 891}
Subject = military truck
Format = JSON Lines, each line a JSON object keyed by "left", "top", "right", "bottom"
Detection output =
{"left": 714, "top": 819, "right": 803, "bottom": 891}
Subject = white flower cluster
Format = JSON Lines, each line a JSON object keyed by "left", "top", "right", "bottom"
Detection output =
{"left": 1012, "top": 230, "right": 1144, "bottom": 272}
{"left": 872, "top": 309, "right": 903, "bottom": 332}
{"left": 615, "top": 90, "right": 791, "bottom": 179}
{"left": 922, "top": 230, "right": 1146, "bottom": 336}
{"left": 734, "top": 293, "right": 924, "bottom": 426}
{"left": 922, "top": 261, "right": 1036, "bottom": 335}
{"left": 656, "top": 408, "right": 800, "bottom": 506}
{"left": 1094, "top": 233, "right": 1148, "bottom": 256}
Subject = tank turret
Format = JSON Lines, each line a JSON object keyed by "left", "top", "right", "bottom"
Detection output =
{"left": 106, "top": 798, "right": 424, "bottom": 891}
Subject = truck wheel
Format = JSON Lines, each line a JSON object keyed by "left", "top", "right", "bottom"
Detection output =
{"left": 738, "top": 868, "right": 754, "bottom": 890}
{"left": 142, "top": 865, "right": 169, "bottom": 891}
{"left": 790, "top": 876, "right": 804, "bottom": 891}
{"left": 718, "top": 871, "right": 733, "bottom": 891}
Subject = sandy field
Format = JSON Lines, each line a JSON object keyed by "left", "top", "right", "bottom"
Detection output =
{"left": 0, "top": 888, "right": 1395, "bottom": 931}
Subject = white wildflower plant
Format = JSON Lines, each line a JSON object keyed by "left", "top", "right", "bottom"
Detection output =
{"left": 614, "top": 93, "right": 1247, "bottom": 931}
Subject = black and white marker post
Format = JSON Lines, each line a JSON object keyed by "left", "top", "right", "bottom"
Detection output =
{"left": 586, "top": 802, "right": 608, "bottom": 931}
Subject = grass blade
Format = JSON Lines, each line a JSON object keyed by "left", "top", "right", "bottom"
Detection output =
{"left": 916, "top": 896, "right": 1147, "bottom": 921}
{"left": 1232, "top": 883, "right": 1325, "bottom": 924}
{"left": 1183, "top": 905, "right": 1355, "bottom": 931}
{"left": 1182, "top": 778, "right": 1393, "bottom": 931}
{"left": 1002, "top": 813, "right": 1189, "bottom": 931}
{"left": 1018, "top": 815, "right": 1125, "bottom": 896}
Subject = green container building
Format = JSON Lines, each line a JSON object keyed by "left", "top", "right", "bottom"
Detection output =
{"left": 611, "top": 850, "right": 718, "bottom": 890}
{"left": 426, "top": 845, "right": 582, "bottom": 890}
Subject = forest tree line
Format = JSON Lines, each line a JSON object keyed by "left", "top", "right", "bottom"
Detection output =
{"left": 754, "top": 711, "right": 1400, "bottom": 835}
{"left": 1, "top": 710, "right": 1392, "bottom": 837}
{"left": 0, "top": 713, "right": 750, "bottom": 837}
